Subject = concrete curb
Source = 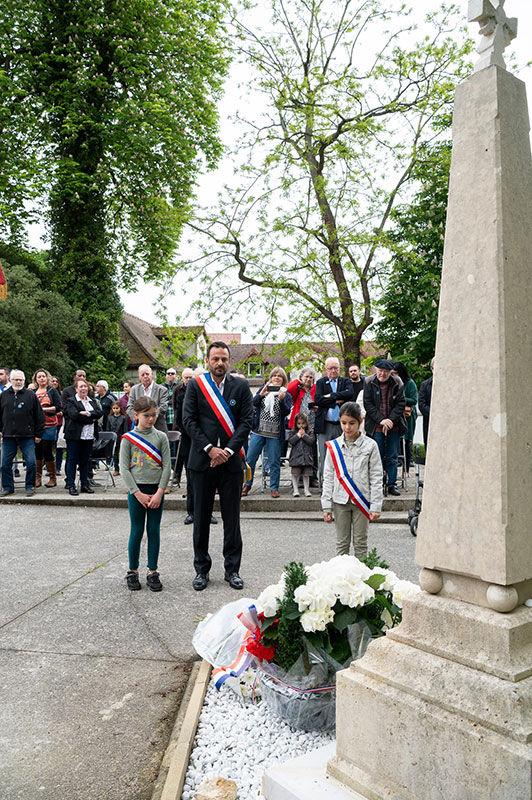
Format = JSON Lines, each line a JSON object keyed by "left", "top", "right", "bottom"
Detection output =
{"left": 152, "top": 659, "right": 211, "bottom": 800}
{"left": 0, "top": 493, "right": 414, "bottom": 514}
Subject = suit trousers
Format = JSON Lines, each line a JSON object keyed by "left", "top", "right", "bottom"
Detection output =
{"left": 189, "top": 465, "right": 243, "bottom": 576}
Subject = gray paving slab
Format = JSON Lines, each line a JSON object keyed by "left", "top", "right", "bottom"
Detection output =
{"left": 0, "top": 650, "right": 190, "bottom": 800}
{"left": 1, "top": 503, "right": 418, "bottom": 799}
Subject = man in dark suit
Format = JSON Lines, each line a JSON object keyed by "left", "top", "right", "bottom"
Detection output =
{"left": 314, "top": 357, "right": 355, "bottom": 480}
{"left": 418, "top": 358, "right": 434, "bottom": 449}
{"left": 183, "top": 342, "right": 253, "bottom": 591}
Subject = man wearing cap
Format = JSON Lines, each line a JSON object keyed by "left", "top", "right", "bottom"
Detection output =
{"left": 363, "top": 359, "right": 406, "bottom": 496}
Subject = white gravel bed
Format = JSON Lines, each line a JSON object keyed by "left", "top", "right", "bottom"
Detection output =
{"left": 180, "top": 676, "right": 334, "bottom": 800}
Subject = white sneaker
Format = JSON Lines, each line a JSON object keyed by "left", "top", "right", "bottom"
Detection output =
{"left": 293, "top": 491, "right": 300, "bottom": 497}
{"left": 305, "top": 491, "right": 312, "bottom": 497}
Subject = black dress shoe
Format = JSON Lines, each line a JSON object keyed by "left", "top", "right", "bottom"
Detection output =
{"left": 192, "top": 573, "right": 209, "bottom": 591}
{"left": 388, "top": 486, "right": 400, "bottom": 496}
{"left": 184, "top": 513, "right": 194, "bottom": 525}
{"left": 225, "top": 572, "right": 244, "bottom": 590}
{"left": 81, "top": 485, "right": 95, "bottom": 494}
{"left": 69, "top": 487, "right": 79, "bottom": 496}
{"left": 210, "top": 515, "right": 218, "bottom": 525}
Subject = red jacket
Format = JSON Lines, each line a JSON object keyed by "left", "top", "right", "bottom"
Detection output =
{"left": 286, "top": 379, "right": 316, "bottom": 429}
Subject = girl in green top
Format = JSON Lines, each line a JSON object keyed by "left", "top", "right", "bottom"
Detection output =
{"left": 120, "top": 396, "right": 171, "bottom": 592}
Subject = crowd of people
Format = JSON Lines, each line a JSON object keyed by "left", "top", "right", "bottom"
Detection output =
{"left": 0, "top": 349, "right": 434, "bottom": 593}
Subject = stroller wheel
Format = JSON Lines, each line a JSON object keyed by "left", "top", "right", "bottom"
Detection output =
{"left": 409, "top": 515, "right": 418, "bottom": 537}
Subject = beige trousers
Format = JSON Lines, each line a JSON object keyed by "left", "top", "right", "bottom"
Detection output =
{"left": 333, "top": 499, "right": 369, "bottom": 560}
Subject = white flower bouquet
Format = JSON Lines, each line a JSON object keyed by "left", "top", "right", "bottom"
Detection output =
{"left": 252, "top": 551, "right": 419, "bottom": 730}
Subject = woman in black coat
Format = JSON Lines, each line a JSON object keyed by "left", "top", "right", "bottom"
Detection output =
{"left": 64, "top": 377, "right": 103, "bottom": 496}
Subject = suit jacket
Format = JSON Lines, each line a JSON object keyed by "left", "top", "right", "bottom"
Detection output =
{"left": 183, "top": 373, "right": 253, "bottom": 472}
{"left": 126, "top": 382, "right": 169, "bottom": 433}
{"left": 314, "top": 376, "right": 355, "bottom": 434}
{"left": 63, "top": 396, "right": 103, "bottom": 440}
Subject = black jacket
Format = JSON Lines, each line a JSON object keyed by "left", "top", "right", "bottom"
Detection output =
{"left": 32, "top": 386, "right": 62, "bottom": 420}
{"left": 63, "top": 396, "right": 103, "bottom": 441}
{"left": 173, "top": 391, "right": 190, "bottom": 460}
{"left": 251, "top": 386, "right": 292, "bottom": 442}
{"left": 418, "top": 376, "right": 433, "bottom": 446}
{"left": 314, "top": 376, "right": 354, "bottom": 434}
{"left": 0, "top": 387, "right": 46, "bottom": 438}
{"left": 183, "top": 373, "right": 253, "bottom": 472}
{"left": 287, "top": 431, "right": 315, "bottom": 467}
{"left": 105, "top": 413, "right": 128, "bottom": 439}
{"left": 98, "top": 390, "right": 117, "bottom": 421}
{"left": 363, "top": 373, "right": 406, "bottom": 436}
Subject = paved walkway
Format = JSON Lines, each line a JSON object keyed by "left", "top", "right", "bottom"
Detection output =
{"left": 1, "top": 478, "right": 419, "bottom": 799}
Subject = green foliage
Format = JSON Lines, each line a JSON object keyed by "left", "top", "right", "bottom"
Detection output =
{"left": 275, "top": 561, "right": 308, "bottom": 672}
{"left": 374, "top": 142, "right": 451, "bottom": 384}
{"left": 186, "top": 0, "right": 472, "bottom": 368}
{"left": 0, "top": 254, "right": 87, "bottom": 384}
{"left": 0, "top": 0, "right": 230, "bottom": 376}
{"left": 361, "top": 548, "right": 390, "bottom": 571}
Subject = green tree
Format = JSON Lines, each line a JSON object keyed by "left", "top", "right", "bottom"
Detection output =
{"left": 184, "top": 0, "right": 471, "bottom": 369}
{"left": 0, "top": 246, "right": 88, "bottom": 384}
{"left": 0, "top": 0, "right": 229, "bottom": 374}
{"left": 374, "top": 141, "right": 451, "bottom": 384}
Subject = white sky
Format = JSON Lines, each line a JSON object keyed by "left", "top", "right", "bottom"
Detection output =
{"left": 28, "top": 0, "right": 532, "bottom": 337}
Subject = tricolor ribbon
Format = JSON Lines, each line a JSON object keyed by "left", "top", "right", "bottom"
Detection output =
{"left": 325, "top": 438, "right": 371, "bottom": 519}
{"left": 195, "top": 372, "right": 246, "bottom": 461}
{"left": 212, "top": 605, "right": 261, "bottom": 690}
{"left": 122, "top": 431, "right": 163, "bottom": 467}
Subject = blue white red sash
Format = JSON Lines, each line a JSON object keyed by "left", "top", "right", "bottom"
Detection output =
{"left": 122, "top": 431, "right": 163, "bottom": 467}
{"left": 325, "top": 438, "right": 371, "bottom": 519}
{"left": 212, "top": 605, "right": 259, "bottom": 690}
{"left": 195, "top": 372, "right": 246, "bottom": 460}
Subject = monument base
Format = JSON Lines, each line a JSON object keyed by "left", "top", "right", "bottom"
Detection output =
{"left": 328, "top": 597, "right": 532, "bottom": 800}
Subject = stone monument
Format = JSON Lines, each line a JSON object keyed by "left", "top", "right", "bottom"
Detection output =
{"left": 327, "top": 1, "right": 532, "bottom": 797}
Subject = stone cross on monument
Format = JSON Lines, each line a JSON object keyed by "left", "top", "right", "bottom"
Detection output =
{"left": 323, "top": 3, "right": 532, "bottom": 799}
{"left": 469, "top": 0, "right": 517, "bottom": 72}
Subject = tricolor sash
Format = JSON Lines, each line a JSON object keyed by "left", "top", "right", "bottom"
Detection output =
{"left": 122, "top": 431, "right": 163, "bottom": 467}
{"left": 212, "top": 605, "right": 260, "bottom": 690}
{"left": 325, "top": 438, "right": 371, "bottom": 519}
{"left": 195, "top": 372, "right": 246, "bottom": 461}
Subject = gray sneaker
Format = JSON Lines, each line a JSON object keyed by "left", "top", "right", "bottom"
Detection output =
{"left": 0, "top": 489, "right": 14, "bottom": 497}
{"left": 26, "top": 488, "right": 36, "bottom": 497}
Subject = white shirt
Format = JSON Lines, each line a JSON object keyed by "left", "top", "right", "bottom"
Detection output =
{"left": 203, "top": 374, "right": 233, "bottom": 454}
{"left": 76, "top": 393, "right": 96, "bottom": 440}
{"left": 143, "top": 381, "right": 154, "bottom": 397}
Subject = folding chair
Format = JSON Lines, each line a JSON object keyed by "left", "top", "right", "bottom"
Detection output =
{"left": 167, "top": 430, "right": 181, "bottom": 490}
{"left": 90, "top": 431, "right": 117, "bottom": 490}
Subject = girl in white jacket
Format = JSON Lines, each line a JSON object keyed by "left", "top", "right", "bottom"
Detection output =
{"left": 321, "top": 402, "right": 383, "bottom": 559}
